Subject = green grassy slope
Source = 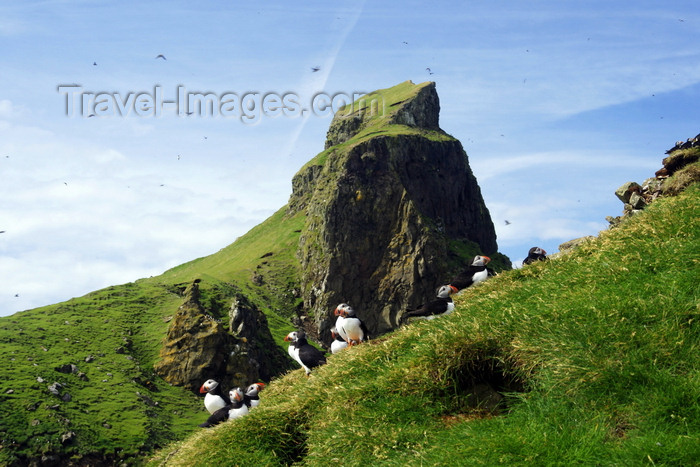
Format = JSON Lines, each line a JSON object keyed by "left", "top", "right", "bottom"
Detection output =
{"left": 0, "top": 208, "right": 306, "bottom": 464}
{"left": 148, "top": 184, "right": 699, "bottom": 466}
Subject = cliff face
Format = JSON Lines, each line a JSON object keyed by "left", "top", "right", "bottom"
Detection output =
{"left": 289, "top": 81, "right": 499, "bottom": 339}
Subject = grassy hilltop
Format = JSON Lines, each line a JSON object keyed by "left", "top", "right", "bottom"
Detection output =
{"left": 149, "top": 183, "right": 699, "bottom": 466}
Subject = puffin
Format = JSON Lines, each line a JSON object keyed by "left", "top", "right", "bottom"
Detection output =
{"left": 199, "top": 379, "right": 230, "bottom": 414}
{"left": 284, "top": 331, "right": 327, "bottom": 375}
{"left": 400, "top": 285, "right": 457, "bottom": 323}
{"left": 198, "top": 387, "right": 248, "bottom": 428}
{"left": 449, "top": 255, "right": 491, "bottom": 291}
{"left": 334, "top": 304, "right": 369, "bottom": 346}
{"left": 243, "top": 382, "right": 266, "bottom": 409}
{"left": 522, "top": 247, "right": 547, "bottom": 265}
{"left": 330, "top": 326, "right": 349, "bottom": 354}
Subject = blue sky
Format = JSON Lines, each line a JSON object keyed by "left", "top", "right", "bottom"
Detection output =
{"left": 1, "top": 0, "right": 699, "bottom": 316}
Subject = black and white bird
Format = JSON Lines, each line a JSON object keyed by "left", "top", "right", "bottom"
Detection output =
{"left": 198, "top": 387, "right": 248, "bottom": 428}
{"left": 199, "top": 379, "right": 230, "bottom": 414}
{"left": 522, "top": 247, "right": 547, "bottom": 265}
{"left": 334, "top": 303, "right": 369, "bottom": 346}
{"left": 330, "top": 326, "right": 348, "bottom": 354}
{"left": 243, "top": 382, "right": 265, "bottom": 409}
{"left": 284, "top": 331, "right": 327, "bottom": 375}
{"left": 400, "top": 285, "right": 457, "bottom": 323}
{"left": 449, "top": 255, "right": 491, "bottom": 291}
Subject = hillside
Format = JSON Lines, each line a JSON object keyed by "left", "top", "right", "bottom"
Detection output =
{"left": 0, "top": 208, "right": 306, "bottom": 466}
{"left": 0, "top": 81, "right": 508, "bottom": 466}
{"left": 149, "top": 181, "right": 699, "bottom": 466}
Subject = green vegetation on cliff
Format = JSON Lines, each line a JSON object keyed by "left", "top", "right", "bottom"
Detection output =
{"left": 0, "top": 80, "right": 507, "bottom": 465}
{"left": 0, "top": 209, "right": 307, "bottom": 465}
{"left": 149, "top": 183, "right": 699, "bottom": 466}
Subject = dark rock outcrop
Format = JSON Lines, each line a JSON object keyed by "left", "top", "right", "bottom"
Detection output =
{"left": 154, "top": 281, "right": 292, "bottom": 392}
{"left": 289, "top": 81, "right": 501, "bottom": 341}
{"left": 154, "top": 281, "right": 235, "bottom": 392}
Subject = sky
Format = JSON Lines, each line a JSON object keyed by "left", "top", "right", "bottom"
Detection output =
{"left": 1, "top": 0, "right": 699, "bottom": 316}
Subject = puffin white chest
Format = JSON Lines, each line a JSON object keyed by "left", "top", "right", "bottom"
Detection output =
{"left": 204, "top": 393, "right": 227, "bottom": 414}
{"left": 331, "top": 339, "right": 348, "bottom": 354}
{"left": 335, "top": 315, "right": 349, "bottom": 342}
{"left": 228, "top": 404, "right": 249, "bottom": 420}
{"left": 471, "top": 269, "right": 488, "bottom": 285}
{"left": 342, "top": 318, "right": 364, "bottom": 343}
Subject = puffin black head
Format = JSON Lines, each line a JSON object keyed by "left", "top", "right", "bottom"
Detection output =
{"left": 334, "top": 303, "right": 351, "bottom": 317}
{"left": 199, "top": 379, "right": 219, "bottom": 394}
{"left": 336, "top": 304, "right": 356, "bottom": 318}
{"left": 529, "top": 247, "right": 546, "bottom": 256}
{"left": 229, "top": 387, "right": 245, "bottom": 402}
{"left": 471, "top": 255, "right": 491, "bottom": 267}
{"left": 245, "top": 382, "right": 265, "bottom": 397}
{"left": 436, "top": 285, "right": 457, "bottom": 299}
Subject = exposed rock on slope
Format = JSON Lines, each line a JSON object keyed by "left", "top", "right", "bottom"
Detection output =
{"left": 608, "top": 134, "right": 700, "bottom": 225}
{"left": 288, "top": 81, "right": 501, "bottom": 340}
{"left": 154, "top": 280, "right": 292, "bottom": 392}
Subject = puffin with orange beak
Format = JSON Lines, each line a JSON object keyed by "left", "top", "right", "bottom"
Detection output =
{"left": 243, "top": 382, "right": 266, "bottom": 409}
{"left": 400, "top": 284, "right": 457, "bottom": 323}
{"left": 334, "top": 303, "right": 369, "bottom": 346}
{"left": 449, "top": 255, "right": 491, "bottom": 291}
{"left": 198, "top": 387, "right": 249, "bottom": 427}
{"left": 199, "top": 379, "right": 230, "bottom": 414}
{"left": 284, "top": 331, "right": 327, "bottom": 375}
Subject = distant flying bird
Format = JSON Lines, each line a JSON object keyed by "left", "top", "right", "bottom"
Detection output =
{"left": 504, "top": 220, "right": 511, "bottom": 225}
{"left": 402, "top": 41, "right": 408, "bottom": 44}
{"left": 93, "top": 62, "right": 97, "bottom": 66}
{"left": 426, "top": 67, "right": 434, "bottom": 75}
{"left": 311, "top": 66, "right": 321, "bottom": 72}
{"left": 155, "top": 54, "right": 167, "bottom": 60}
{"left": 0, "top": 231, "right": 5, "bottom": 233}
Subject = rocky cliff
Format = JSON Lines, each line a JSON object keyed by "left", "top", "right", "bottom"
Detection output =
{"left": 154, "top": 280, "right": 293, "bottom": 392}
{"left": 288, "top": 81, "right": 502, "bottom": 340}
